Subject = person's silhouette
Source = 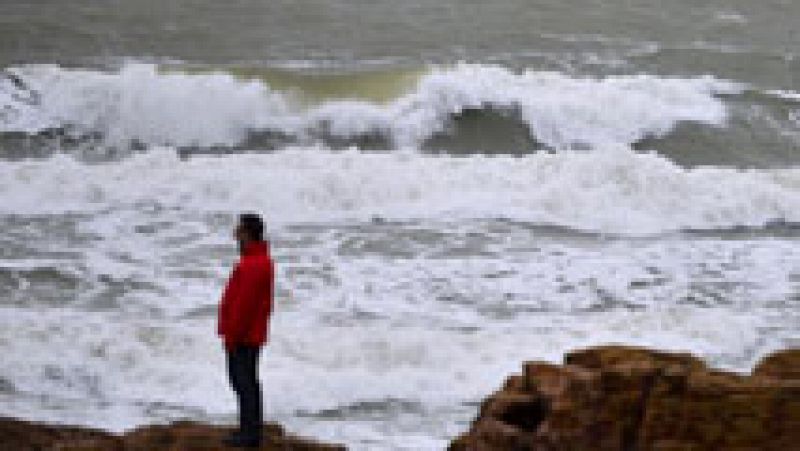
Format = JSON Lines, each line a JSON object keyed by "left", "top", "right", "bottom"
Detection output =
{"left": 218, "top": 213, "right": 275, "bottom": 448}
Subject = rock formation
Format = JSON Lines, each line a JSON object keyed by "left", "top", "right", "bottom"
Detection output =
{"left": 450, "top": 346, "right": 800, "bottom": 450}
{"left": 3, "top": 346, "right": 798, "bottom": 450}
{"left": 0, "top": 417, "right": 345, "bottom": 451}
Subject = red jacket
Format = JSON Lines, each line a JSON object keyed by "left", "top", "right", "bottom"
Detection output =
{"left": 217, "top": 240, "right": 274, "bottom": 349}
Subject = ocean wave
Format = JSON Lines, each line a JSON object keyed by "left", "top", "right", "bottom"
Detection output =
{"left": 0, "top": 146, "right": 797, "bottom": 235}
{"left": 1, "top": 63, "right": 740, "bottom": 151}
{"left": 765, "top": 89, "right": 800, "bottom": 103}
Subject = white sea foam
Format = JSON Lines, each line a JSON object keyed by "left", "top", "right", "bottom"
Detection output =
{"left": 1, "top": 64, "right": 295, "bottom": 146}
{"left": 1, "top": 63, "right": 741, "bottom": 149}
{"left": 0, "top": 288, "right": 789, "bottom": 449}
{"left": 0, "top": 147, "right": 797, "bottom": 234}
{"left": 765, "top": 89, "right": 800, "bottom": 103}
{"left": 1, "top": 166, "right": 797, "bottom": 448}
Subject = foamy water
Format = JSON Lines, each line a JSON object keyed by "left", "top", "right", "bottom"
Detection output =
{"left": 0, "top": 145, "right": 798, "bottom": 449}
{"left": 0, "top": 148, "right": 798, "bottom": 233}
{"left": 1, "top": 2, "right": 799, "bottom": 448}
{"left": 2, "top": 63, "right": 740, "bottom": 149}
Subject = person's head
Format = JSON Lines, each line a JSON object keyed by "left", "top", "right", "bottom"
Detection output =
{"left": 234, "top": 213, "right": 264, "bottom": 245}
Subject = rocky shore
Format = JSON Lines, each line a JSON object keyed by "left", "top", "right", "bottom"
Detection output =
{"left": 3, "top": 346, "right": 797, "bottom": 450}
{"left": 450, "top": 346, "right": 799, "bottom": 450}
{"left": 0, "top": 417, "right": 345, "bottom": 451}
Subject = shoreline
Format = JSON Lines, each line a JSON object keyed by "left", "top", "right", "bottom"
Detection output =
{"left": 2, "top": 345, "right": 797, "bottom": 450}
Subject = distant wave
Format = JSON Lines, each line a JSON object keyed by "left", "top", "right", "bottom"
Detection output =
{"left": 1, "top": 63, "right": 740, "bottom": 151}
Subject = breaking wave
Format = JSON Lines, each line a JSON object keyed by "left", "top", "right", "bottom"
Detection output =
{"left": 1, "top": 63, "right": 740, "bottom": 151}
{"left": 0, "top": 147, "right": 797, "bottom": 235}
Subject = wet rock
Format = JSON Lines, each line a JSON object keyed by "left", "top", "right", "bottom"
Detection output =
{"left": 0, "top": 417, "right": 345, "bottom": 451}
{"left": 450, "top": 345, "right": 800, "bottom": 450}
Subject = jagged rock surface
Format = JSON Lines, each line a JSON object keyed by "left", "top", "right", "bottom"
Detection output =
{"left": 450, "top": 346, "right": 800, "bottom": 450}
{"left": 0, "top": 417, "right": 345, "bottom": 451}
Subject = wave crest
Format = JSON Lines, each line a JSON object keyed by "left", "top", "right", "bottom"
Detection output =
{"left": 1, "top": 63, "right": 741, "bottom": 150}
{"left": 0, "top": 147, "right": 796, "bottom": 235}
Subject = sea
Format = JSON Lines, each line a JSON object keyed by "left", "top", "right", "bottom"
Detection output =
{"left": 0, "top": 1, "right": 798, "bottom": 449}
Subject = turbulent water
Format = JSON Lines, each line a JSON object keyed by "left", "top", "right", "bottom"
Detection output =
{"left": 0, "top": 1, "right": 799, "bottom": 449}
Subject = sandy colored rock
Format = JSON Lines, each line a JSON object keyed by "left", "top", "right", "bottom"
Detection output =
{"left": 450, "top": 345, "right": 800, "bottom": 451}
{"left": 0, "top": 417, "right": 345, "bottom": 451}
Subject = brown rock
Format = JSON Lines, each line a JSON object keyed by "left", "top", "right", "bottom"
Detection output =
{"left": 0, "top": 417, "right": 345, "bottom": 451}
{"left": 753, "top": 349, "right": 800, "bottom": 380}
{"left": 564, "top": 345, "right": 706, "bottom": 372}
{"left": 450, "top": 345, "right": 800, "bottom": 451}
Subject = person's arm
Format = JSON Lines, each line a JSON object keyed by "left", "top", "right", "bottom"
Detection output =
{"left": 218, "top": 266, "right": 239, "bottom": 337}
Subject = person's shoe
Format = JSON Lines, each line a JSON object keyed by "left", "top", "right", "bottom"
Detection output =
{"left": 222, "top": 431, "right": 261, "bottom": 448}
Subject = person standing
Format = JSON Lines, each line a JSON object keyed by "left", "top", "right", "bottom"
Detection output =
{"left": 218, "top": 213, "right": 275, "bottom": 448}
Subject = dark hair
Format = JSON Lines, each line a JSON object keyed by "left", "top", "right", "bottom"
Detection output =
{"left": 238, "top": 213, "right": 265, "bottom": 241}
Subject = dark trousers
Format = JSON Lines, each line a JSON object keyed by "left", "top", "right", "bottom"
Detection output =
{"left": 226, "top": 345, "right": 263, "bottom": 439}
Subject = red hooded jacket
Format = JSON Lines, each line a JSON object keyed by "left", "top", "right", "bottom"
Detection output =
{"left": 217, "top": 240, "right": 274, "bottom": 349}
